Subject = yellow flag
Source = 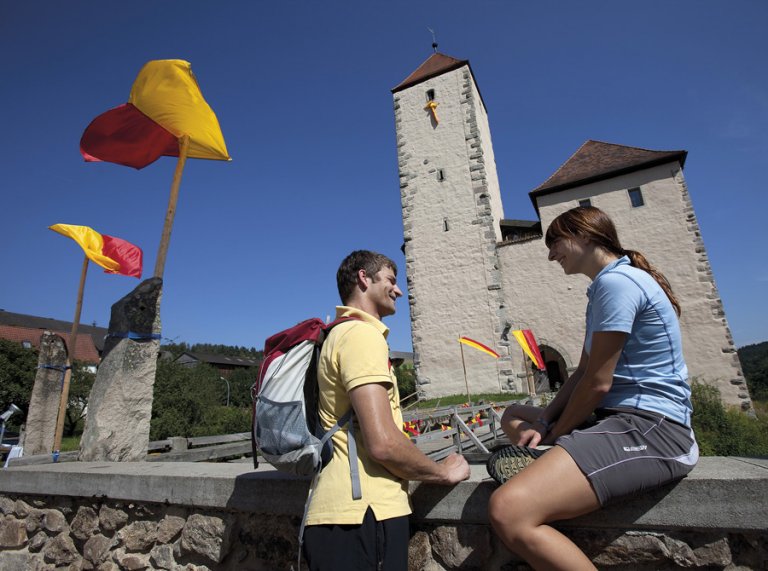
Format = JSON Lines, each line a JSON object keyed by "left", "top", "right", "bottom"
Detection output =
{"left": 49, "top": 224, "right": 121, "bottom": 272}
{"left": 129, "top": 60, "right": 230, "bottom": 162}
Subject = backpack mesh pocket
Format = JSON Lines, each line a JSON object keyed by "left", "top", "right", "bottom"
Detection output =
{"left": 255, "top": 396, "right": 313, "bottom": 456}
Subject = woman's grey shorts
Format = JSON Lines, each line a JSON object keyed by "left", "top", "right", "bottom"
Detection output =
{"left": 556, "top": 408, "right": 699, "bottom": 506}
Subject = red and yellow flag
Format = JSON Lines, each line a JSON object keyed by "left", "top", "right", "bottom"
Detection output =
{"left": 458, "top": 336, "right": 500, "bottom": 359}
{"left": 80, "top": 60, "right": 230, "bottom": 169}
{"left": 512, "top": 330, "right": 545, "bottom": 370}
{"left": 50, "top": 224, "right": 143, "bottom": 278}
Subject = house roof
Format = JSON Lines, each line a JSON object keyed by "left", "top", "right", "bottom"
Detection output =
{"left": 0, "top": 309, "right": 107, "bottom": 361}
{"left": 530, "top": 140, "right": 687, "bottom": 202}
{"left": 176, "top": 351, "right": 260, "bottom": 369}
{"left": 0, "top": 324, "right": 101, "bottom": 363}
{"left": 392, "top": 52, "right": 469, "bottom": 93}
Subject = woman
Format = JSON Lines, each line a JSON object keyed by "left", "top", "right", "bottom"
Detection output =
{"left": 487, "top": 206, "right": 698, "bottom": 571}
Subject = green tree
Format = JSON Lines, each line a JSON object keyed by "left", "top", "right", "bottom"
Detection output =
{"left": 64, "top": 362, "right": 95, "bottom": 436}
{"left": 738, "top": 341, "right": 768, "bottom": 401}
{"left": 394, "top": 363, "right": 416, "bottom": 400}
{"left": 691, "top": 381, "right": 768, "bottom": 456}
{"left": 0, "top": 339, "right": 38, "bottom": 430}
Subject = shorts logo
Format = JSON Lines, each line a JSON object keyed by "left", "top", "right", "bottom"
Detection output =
{"left": 623, "top": 445, "right": 647, "bottom": 452}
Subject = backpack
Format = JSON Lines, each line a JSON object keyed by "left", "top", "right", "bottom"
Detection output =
{"left": 251, "top": 316, "right": 361, "bottom": 497}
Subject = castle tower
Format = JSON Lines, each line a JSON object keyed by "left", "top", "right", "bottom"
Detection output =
{"left": 392, "top": 53, "right": 515, "bottom": 397}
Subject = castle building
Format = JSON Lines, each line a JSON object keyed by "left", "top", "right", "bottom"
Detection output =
{"left": 391, "top": 52, "right": 750, "bottom": 410}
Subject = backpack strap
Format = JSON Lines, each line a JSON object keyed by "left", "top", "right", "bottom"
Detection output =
{"left": 319, "top": 409, "right": 361, "bottom": 500}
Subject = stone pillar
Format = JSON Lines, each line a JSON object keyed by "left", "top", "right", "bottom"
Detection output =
{"left": 79, "top": 278, "right": 163, "bottom": 462}
{"left": 24, "top": 332, "right": 68, "bottom": 456}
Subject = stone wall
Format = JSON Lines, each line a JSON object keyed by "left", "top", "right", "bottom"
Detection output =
{"left": 1, "top": 458, "right": 766, "bottom": 570}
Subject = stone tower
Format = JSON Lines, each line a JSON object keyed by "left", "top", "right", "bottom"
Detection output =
{"left": 392, "top": 53, "right": 515, "bottom": 397}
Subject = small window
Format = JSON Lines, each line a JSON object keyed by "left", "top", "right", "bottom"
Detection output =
{"left": 628, "top": 187, "right": 644, "bottom": 207}
{"left": 426, "top": 89, "right": 436, "bottom": 101}
{"left": 578, "top": 199, "right": 592, "bottom": 208}
{"left": 436, "top": 168, "right": 445, "bottom": 182}
{"left": 21, "top": 340, "right": 32, "bottom": 349}
{"left": 443, "top": 218, "right": 449, "bottom": 232}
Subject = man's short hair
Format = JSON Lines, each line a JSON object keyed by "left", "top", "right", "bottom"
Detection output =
{"left": 337, "top": 250, "right": 398, "bottom": 304}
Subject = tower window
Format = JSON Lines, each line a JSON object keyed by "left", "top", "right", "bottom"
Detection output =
{"left": 426, "top": 89, "right": 436, "bottom": 101}
{"left": 628, "top": 187, "right": 645, "bottom": 207}
{"left": 443, "top": 218, "right": 449, "bottom": 232}
{"left": 578, "top": 199, "right": 592, "bottom": 208}
{"left": 436, "top": 168, "right": 445, "bottom": 182}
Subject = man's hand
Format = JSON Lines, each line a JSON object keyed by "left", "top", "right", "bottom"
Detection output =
{"left": 515, "top": 421, "right": 547, "bottom": 448}
{"left": 437, "top": 453, "right": 471, "bottom": 485}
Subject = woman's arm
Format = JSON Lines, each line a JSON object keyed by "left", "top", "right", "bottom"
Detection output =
{"left": 542, "top": 331, "right": 626, "bottom": 444}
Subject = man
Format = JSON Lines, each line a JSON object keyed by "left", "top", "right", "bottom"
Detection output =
{"left": 303, "top": 250, "right": 470, "bottom": 571}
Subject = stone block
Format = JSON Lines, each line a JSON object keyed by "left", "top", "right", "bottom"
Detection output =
{"left": 99, "top": 505, "right": 128, "bottom": 532}
{"left": 42, "top": 509, "right": 67, "bottom": 534}
{"left": 430, "top": 525, "right": 491, "bottom": 568}
{"left": 119, "top": 520, "right": 158, "bottom": 552}
{"left": 29, "top": 530, "right": 48, "bottom": 552}
{"left": 25, "top": 331, "right": 68, "bottom": 456}
{"left": 79, "top": 278, "right": 162, "bottom": 462}
{"left": 0, "top": 515, "right": 28, "bottom": 548}
{"left": 157, "top": 514, "right": 186, "bottom": 544}
{"left": 180, "top": 514, "right": 232, "bottom": 564}
{"left": 71, "top": 506, "right": 99, "bottom": 541}
{"left": 84, "top": 534, "right": 116, "bottom": 565}
{"left": 150, "top": 544, "right": 176, "bottom": 570}
{"left": 42, "top": 533, "right": 79, "bottom": 565}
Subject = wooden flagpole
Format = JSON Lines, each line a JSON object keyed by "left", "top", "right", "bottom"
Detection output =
{"left": 52, "top": 254, "right": 89, "bottom": 456}
{"left": 459, "top": 340, "right": 472, "bottom": 406}
{"left": 154, "top": 135, "right": 190, "bottom": 279}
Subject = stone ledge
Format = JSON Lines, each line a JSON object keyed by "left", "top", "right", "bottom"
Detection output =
{"left": 1, "top": 457, "right": 766, "bottom": 532}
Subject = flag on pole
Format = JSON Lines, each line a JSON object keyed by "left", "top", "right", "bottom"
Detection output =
{"left": 49, "top": 224, "right": 143, "bottom": 278}
{"left": 512, "top": 330, "right": 545, "bottom": 370}
{"left": 80, "top": 59, "right": 230, "bottom": 169}
{"left": 458, "top": 336, "right": 500, "bottom": 359}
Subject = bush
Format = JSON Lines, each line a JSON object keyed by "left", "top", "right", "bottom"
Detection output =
{"left": 691, "top": 381, "right": 768, "bottom": 457}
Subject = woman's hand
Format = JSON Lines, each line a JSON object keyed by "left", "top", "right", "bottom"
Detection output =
{"left": 516, "top": 421, "right": 547, "bottom": 448}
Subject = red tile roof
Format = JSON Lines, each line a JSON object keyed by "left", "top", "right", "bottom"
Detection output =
{"left": 0, "top": 325, "right": 101, "bottom": 363}
{"left": 392, "top": 52, "right": 469, "bottom": 93}
{"left": 531, "top": 140, "right": 687, "bottom": 197}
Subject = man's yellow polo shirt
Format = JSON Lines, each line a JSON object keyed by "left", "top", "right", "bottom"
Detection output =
{"left": 305, "top": 306, "right": 411, "bottom": 525}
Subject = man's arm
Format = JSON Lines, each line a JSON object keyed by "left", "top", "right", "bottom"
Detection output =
{"left": 349, "top": 382, "right": 470, "bottom": 485}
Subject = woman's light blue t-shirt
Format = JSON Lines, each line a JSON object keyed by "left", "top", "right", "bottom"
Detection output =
{"left": 585, "top": 256, "right": 692, "bottom": 426}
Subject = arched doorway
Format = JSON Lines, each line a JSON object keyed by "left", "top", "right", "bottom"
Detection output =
{"left": 538, "top": 345, "right": 568, "bottom": 392}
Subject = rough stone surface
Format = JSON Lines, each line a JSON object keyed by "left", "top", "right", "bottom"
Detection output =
{"left": 0, "top": 495, "right": 15, "bottom": 515}
{"left": 84, "top": 534, "right": 115, "bottom": 565}
{"left": 0, "top": 515, "right": 28, "bottom": 548}
{"left": 43, "top": 508, "right": 67, "bottom": 533}
{"left": 157, "top": 515, "right": 185, "bottom": 544}
{"left": 119, "top": 520, "right": 158, "bottom": 552}
{"left": 79, "top": 278, "right": 163, "bottom": 462}
{"left": 29, "top": 530, "right": 49, "bottom": 552}
{"left": 43, "top": 532, "right": 79, "bottom": 565}
{"left": 99, "top": 505, "right": 128, "bottom": 533}
{"left": 0, "top": 552, "right": 51, "bottom": 571}
{"left": 430, "top": 525, "right": 490, "bottom": 568}
{"left": 179, "top": 514, "right": 230, "bottom": 564}
{"left": 25, "top": 331, "right": 69, "bottom": 456}
{"left": 71, "top": 506, "right": 99, "bottom": 541}
{"left": 150, "top": 544, "right": 176, "bottom": 570}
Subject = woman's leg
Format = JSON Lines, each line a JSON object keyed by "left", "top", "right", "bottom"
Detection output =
{"left": 499, "top": 403, "right": 543, "bottom": 444}
{"left": 488, "top": 446, "right": 600, "bottom": 571}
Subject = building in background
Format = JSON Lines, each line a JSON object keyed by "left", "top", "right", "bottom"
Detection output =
{"left": 392, "top": 53, "right": 749, "bottom": 410}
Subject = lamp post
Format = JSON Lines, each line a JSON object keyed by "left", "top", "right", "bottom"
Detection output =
{"left": 219, "top": 377, "right": 230, "bottom": 407}
{"left": 0, "top": 404, "right": 21, "bottom": 448}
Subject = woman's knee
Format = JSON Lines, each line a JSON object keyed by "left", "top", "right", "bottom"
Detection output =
{"left": 488, "top": 483, "right": 528, "bottom": 529}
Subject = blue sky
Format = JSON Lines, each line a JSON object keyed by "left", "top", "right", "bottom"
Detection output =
{"left": 1, "top": 1, "right": 766, "bottom": 353}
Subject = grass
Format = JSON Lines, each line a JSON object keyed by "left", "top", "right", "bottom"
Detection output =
{"left": 59, "top": 435, "right": 82, "bottom": 452}
{"left": 408, "top": 392, "right": 528, "bottom": 410}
